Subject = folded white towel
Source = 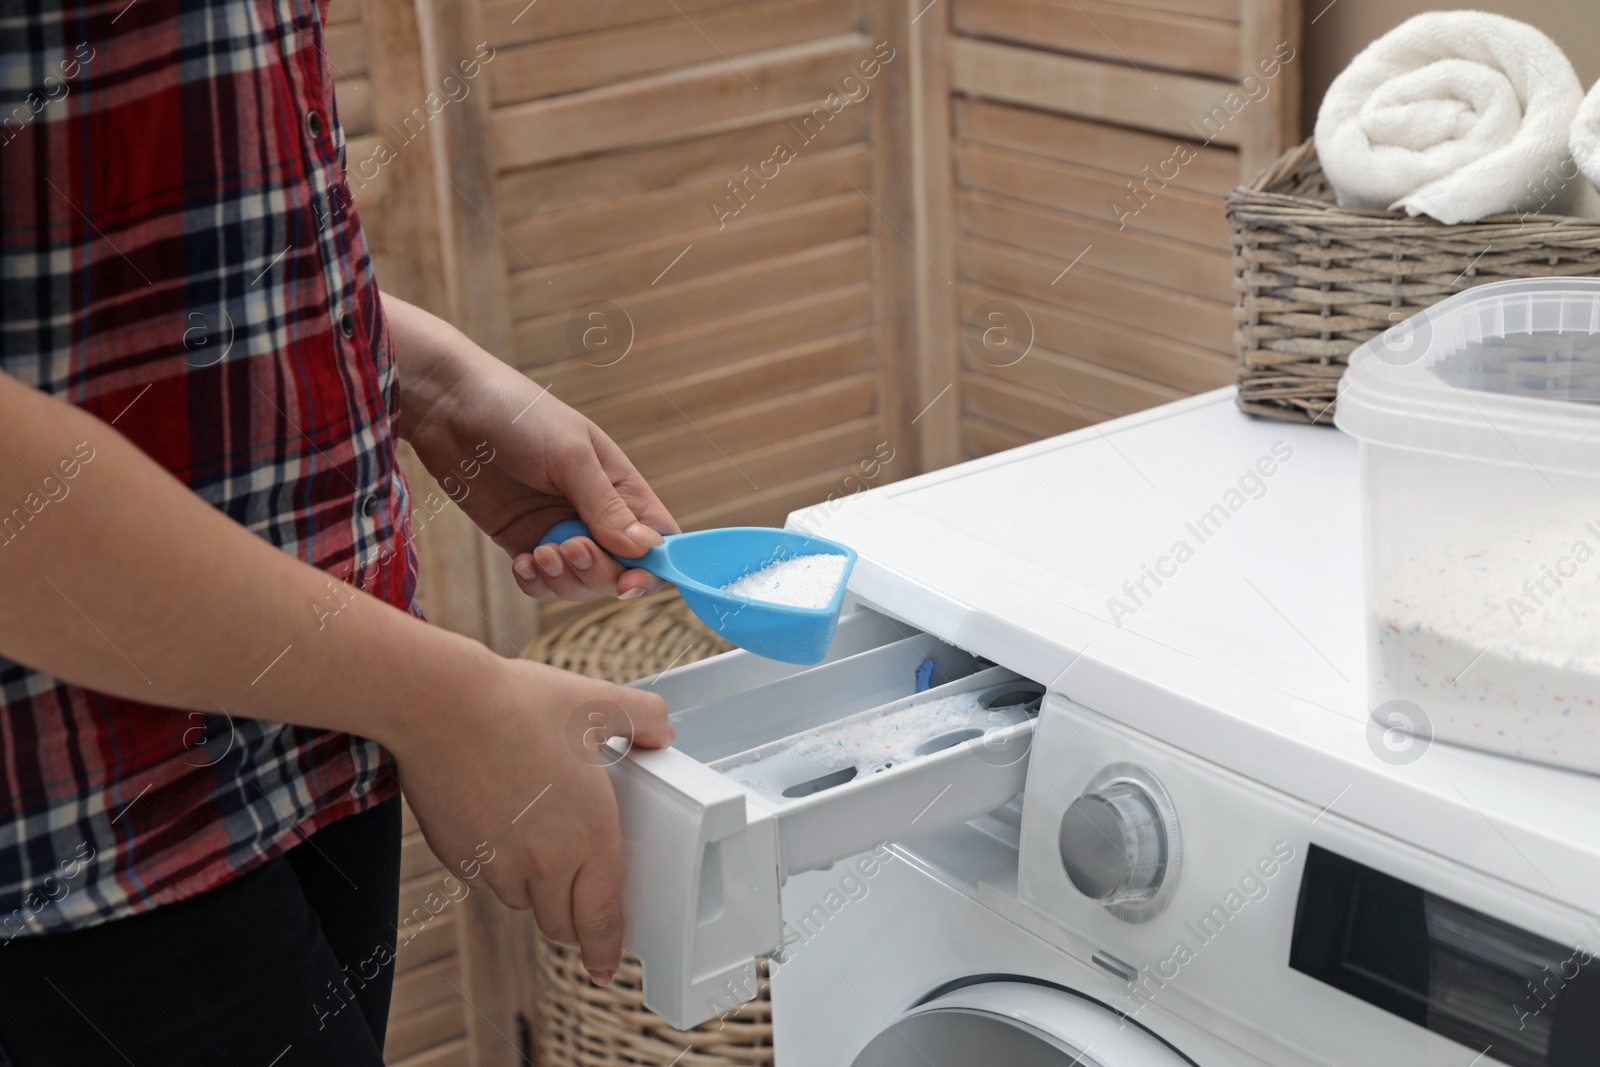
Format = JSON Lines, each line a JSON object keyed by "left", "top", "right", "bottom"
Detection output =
{"left": 1315, "top": 12, "right": 1592, "bottom": 224}
{"left": 1572, "top": 79, "right": 1600, "bottom": 194}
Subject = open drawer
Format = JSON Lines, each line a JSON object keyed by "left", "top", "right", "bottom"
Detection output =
{"left": 612, "top": 606, "right": 1043, "bottom": 1028}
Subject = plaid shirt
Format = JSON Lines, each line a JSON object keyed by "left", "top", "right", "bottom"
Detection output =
{"left": 0, "top": 0, "right": 415, "bottom": 934}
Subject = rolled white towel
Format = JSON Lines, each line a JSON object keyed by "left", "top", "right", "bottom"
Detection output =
{"left": 1573, "top": 79, "right": 1600, "bottom": 193}
{"left": 1315, "top": 11, "right": 1592, "bottom": 224}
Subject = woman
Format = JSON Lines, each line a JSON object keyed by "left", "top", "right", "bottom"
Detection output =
{"left": 0, "top": 0, "right": 669, "bottom": 1062}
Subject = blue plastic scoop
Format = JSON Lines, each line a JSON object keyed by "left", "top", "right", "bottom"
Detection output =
{"left": 537, "top": 519, "right": 858, "bottom": 665}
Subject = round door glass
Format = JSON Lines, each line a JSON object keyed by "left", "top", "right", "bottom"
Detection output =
{"left": 849, "top": 982, "right": 1193, "bottom": 1067}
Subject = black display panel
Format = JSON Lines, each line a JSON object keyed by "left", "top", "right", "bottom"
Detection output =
{"left": 1290, "top": 845, "right": 1600, "bottom": 1067}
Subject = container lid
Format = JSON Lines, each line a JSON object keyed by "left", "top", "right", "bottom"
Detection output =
{"left": 1334, "top": 278, "right": 1600, "bottom": 476}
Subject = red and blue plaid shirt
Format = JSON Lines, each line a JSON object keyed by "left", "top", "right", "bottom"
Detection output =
{"left": 0, "top": 0, "right": 415, "bottom": 934}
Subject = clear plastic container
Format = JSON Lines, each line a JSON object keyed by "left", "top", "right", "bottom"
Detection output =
{"left": 1335, "top": 278, "right": 1600, "bottom": 773}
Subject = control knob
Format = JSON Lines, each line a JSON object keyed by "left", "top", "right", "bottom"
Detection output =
{"left": 1057, "top": 766, "right": 1180, "bottom": 921}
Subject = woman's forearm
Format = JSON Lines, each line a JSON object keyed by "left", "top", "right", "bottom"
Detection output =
{"left": 0, "top": 369, "right": 502, "bottom": 754}
{"left": 384, "top": 291, "right": 512, "bottom": 452}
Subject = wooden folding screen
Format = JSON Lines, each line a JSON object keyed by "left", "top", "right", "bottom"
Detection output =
{"left": 912, "top": 0, "right": 1302, "bottom": 463}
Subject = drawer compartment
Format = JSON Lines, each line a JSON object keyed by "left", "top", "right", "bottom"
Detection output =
{"left": 611, "top": 607, "right": 1043, "bottom": 1028}
{"left": 711, "top": 663, "right": 1040, "bottom": 875}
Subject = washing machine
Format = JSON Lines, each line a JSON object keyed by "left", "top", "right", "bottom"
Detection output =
{"left": 612, "top": 390, "right": 1600, "bottom": 1067}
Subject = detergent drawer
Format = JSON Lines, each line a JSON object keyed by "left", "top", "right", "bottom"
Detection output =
{"left": 611, "top": 605, "right": 1043, "bottom": 1029}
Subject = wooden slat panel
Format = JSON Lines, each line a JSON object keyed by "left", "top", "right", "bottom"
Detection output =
{"left": 510, "top": 195, "right": 870, "bottom": 319}
{"left": 955, "top": 97, "right": 1240, "bottom": 195}
{"left": 1236, "top": 0, "right": 1301, "bottom": 177}
{"left": 512, "top": 238, "right": 870, "bottom": 367}
{"left": 390, "top": 956, "right": 464, "bottom": 1018}
{"left": 388, "top": 1037, "right": 469, "bottom": 1067}
{"left": 1113, "top": 0, "right": 1238, "bottom": 18}
{"left": 958, "top": 190, "right": 1231, "bottom": 303}
{"left": 906, "top": 0, "right": 964, "bottom": 470}
{"left": 491, "top": 0, "right": 859, "bottom": 105}
{"left": 963, "top": 415, "right": 1033, "bottom": 458}
{"left": 959, "top": 283, "right": 1235, "bottom": 393}
{"left": 399, "top": 874, "right": 438, "bottom": 924}
{"left": 680, "top": 467, "right": 860, "bottom": 529}
{"left": 324, "top": 0, "right": 362, "bottom": 25}
{"left": 962, "top": 374, "right": 1096, "bottom": 439}
{"left": 353, "top": 0, "right": 447, "bottom": 316}
{"left": 397, "top": 872, "right": 477, "bottom": 933}
{"left": 864, "top": 0, "right": 921, "bottom": 473}
{"left": 961, "top": 238, "right": 1235, "bottom": 353}
{"left": 953, "top": 0, "right": 1239, "bottom": 80}
{"left": 324, "top": 22, "right": 369, "bottom": 78}
{"left": 950, "top": 37, "right": 1238, "bottom": 144}
{"left": 655, "top": 419, "right": 881, "bottom": 513}
{"left": 956, "top": 141, "right": 1231, "bottom": 250}
{"left": 338, "top": 76, "right": 373, "bottom": 137}
{"left": 536, "top": 284, "right": 872, "bottom": 407}
{"left": 963, "top": 338, "right": 1186, "bottom": 416}
{"left": 506, "top": 145, "right": 869, "bottom": 263}
{"left": 344, "top": 134, "right": 391, "bottom": 207}
{"left": 588, "top": 330, "right": 875, "bottom": 440}
{"left": 385, "top": 998, "right": 467, "bottom": 1063}
{"left": 619, "top": 377, "right": 877, "bottom": 480}
{"left": 400, "top": 831, "right": 442, "bottom": 883}
{"left": 493, "top": 34, "right": 875, "bottom": 169}
{"left": 497, "top": 107, "right": 867, "bottom": 218}
{"left": 394, "top": 913, "right": 458, "bottom": 972}
{"left": 482, "top": 0, "right": 748, "bottom": 49}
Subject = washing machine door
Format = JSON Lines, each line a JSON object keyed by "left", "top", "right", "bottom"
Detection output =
{"left": 850, "top": 982, "right": 1193, "bottom": 1066}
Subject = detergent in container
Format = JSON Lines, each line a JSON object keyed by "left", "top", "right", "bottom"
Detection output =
{"left": 1336, "top": 278, "right": 1600, "bottom": 773}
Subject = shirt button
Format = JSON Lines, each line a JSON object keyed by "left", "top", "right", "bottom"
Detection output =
{"left": 361, "top": 493, "right": 380, "bottom": 517}
{"left": 338, "top": 311, "right": 355, "bottom": 339}
{"left": 306, "top": 109, "right": 323, "bottom": 139}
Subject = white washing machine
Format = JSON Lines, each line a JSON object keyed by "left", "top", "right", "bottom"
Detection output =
{"left": 613, "top": 390, "right": 1600, "bottom": 1067}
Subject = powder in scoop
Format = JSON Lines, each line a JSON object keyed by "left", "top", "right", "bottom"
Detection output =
{"left": 721, "top": 553, "right": 848, "bottom": 609}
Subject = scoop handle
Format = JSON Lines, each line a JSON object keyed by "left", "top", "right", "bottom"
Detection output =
{"left": 537, "top": 518, "right": 668, "bottom": 574}
{"left": 538, "top": 518, "right": 607, "bottom": 551}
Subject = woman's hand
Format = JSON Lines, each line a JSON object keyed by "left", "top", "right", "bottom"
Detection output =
{"left": 386, "top": 294, "right": 679, "bottom": 601}
{"left": 390, "top": 657, "right": 674, "bottom": 984}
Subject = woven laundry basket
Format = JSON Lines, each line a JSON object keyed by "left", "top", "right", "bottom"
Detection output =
{"left": 1228, "top": 138, "right": 1600, "bottom": 423}
{"left": 522, "top": 593, "right": 768, "bottom": 1067}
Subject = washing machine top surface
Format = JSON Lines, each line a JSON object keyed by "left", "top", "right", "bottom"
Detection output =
{"left": 796, "top": 389, "right": 1600, "bottom": 896}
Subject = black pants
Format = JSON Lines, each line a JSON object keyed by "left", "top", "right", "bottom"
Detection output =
{"left": 0, "top": 796, "right": 402, "bottom": 1066}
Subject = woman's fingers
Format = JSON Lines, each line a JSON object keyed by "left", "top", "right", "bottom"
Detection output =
{"left": 512, "top": 538, "right": 667, "bottom": 602}
{"left": 558, "top": 439, "right": 664, "bottom": 559}
{"left": 583, "top": 684, "right": 673, "bottom": 750}
{"left": 510, "top": 554, "right": 550, "bottom": 598}
{"left": 532, "top": 542, "right": 607, "bottom": 600}
{"left": 592, "top": 428, "right": 680, "bottom": 541}
{"left": 614, "top": 567, "right": 666, "bottom": 600}
{"left": 570, "top": 846, "right": 625, "bottom": 985}
{"left": 528, "top": 867, "right": 575, "bottom": 951}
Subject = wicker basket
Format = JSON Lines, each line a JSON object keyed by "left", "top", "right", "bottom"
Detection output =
{"left": 534, "top": 937, "right": 773, "bottom": 1067}
{"left": 1228, "top": 138, "right": 1600, "bottom": 423}
{"left": 523, "top": 593, "right": 766, "bottom": 1067}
